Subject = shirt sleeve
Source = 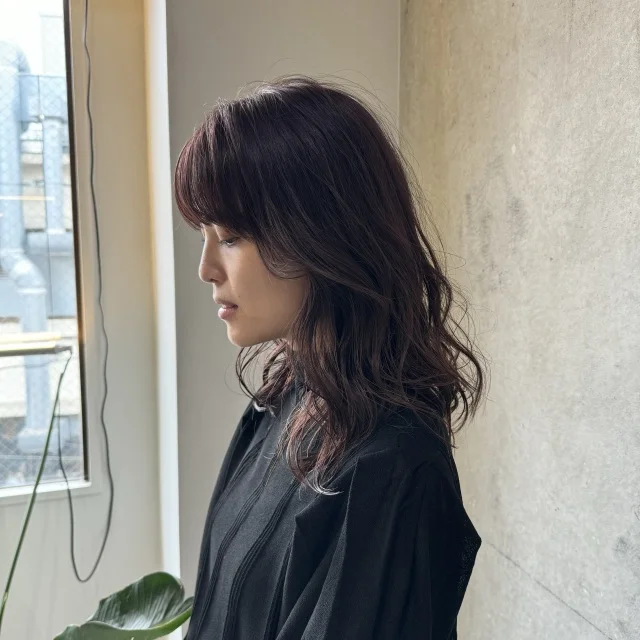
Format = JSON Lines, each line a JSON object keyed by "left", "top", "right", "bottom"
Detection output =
{"left": 274, "top": 450, "right": 481, "bottom": 640}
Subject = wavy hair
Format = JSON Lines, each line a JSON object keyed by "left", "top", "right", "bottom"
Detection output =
{"left": 174, "top": 75, "right": 488, "bottom": 495}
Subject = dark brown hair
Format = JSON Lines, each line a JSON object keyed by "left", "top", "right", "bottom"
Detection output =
{"left": 174, "top": 75, "right": 487, "bottom": 495}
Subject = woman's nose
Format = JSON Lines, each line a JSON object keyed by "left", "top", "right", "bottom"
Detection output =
{"left": 199, "top": 258, "right": 218, "bottom": 284}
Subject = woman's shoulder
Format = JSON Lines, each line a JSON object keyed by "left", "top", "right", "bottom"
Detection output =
{"left": 294, "top": 405, "right": 479, "bottom": 547}
{"left": 313, "top": 405, "right": 464, "bottom": 509}
{"left": 356, "top": 406, "right": 456, "bottom": 477}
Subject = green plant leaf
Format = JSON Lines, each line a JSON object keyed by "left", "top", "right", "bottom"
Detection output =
{"left": 53, "top": 572, "right": 193, "bottom": 640}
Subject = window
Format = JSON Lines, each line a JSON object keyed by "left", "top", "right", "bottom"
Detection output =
{"left": 0, "top": 0, "right": 86, "bottom": 491}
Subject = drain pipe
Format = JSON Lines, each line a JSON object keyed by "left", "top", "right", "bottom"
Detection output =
{"left": 0, "top": 41, "right": 51, "bottom": 455}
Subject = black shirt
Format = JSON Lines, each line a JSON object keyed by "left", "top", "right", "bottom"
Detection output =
{"left": 185, "top": 380, "right": 481, "bottom": 639}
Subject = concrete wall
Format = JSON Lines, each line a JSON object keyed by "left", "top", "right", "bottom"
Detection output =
{"left": 0, "top": 1, "right": 162, "bottom": 637}
{"left": 401, "top": 1, "right": 639, "bottom": 638}
{"left": 164, "top": 0, "right": 400, "bottom": 599}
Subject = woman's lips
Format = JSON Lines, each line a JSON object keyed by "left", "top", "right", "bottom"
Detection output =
{"left": 218, "top": 304, "right": 238, "bottom": 320}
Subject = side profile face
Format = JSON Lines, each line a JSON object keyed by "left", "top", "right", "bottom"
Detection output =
{"left": 199, "top": 224, "right": 308, "bottom": 347}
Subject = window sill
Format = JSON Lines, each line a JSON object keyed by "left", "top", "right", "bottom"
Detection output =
{"left": 0, "top": 479, "right": 99, "bottom": 507}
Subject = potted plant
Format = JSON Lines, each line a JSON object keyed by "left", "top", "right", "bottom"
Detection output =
{"left": 0, "top": 363, "right": 193, "bottom": 639}
{"left": 52, "top": 572, "right": 193, "bottom": 639}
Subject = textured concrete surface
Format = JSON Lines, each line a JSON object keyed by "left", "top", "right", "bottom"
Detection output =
{"left": 400, "top": 1, "right": 640, "bottom": 638}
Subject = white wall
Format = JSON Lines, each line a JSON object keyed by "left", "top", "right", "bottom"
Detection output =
{"left": 0, "top": 1, "right": 162, "bottom": 637}
{"left": 163, "top": 0, "right": 400, "bottom": 597}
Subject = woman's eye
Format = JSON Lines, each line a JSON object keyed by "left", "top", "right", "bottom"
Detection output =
{"left": 200, "top": 232, "right": 239, "bottom": 247}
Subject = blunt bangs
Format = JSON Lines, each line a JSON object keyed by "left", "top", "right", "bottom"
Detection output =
{"left": 174, "top": 107, "right": 253, "bottom": 237}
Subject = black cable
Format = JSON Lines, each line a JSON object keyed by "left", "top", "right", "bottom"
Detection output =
{"left": 56, "top": 0, "right": 115, "bottom": 583}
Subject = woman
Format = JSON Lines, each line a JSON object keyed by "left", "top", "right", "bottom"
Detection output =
{"left": 174, "top": 75, "right": 486, "bottom": 640}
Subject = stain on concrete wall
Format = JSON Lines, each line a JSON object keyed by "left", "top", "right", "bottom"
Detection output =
{"left": 400, "top": 1, "right": 640, "bottom": 638}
